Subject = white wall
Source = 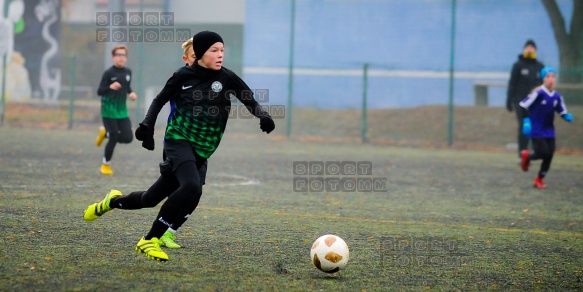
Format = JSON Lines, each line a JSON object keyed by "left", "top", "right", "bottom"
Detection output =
{"left": 170, "top": 0, "right": 244, "bottom": 24}
{"left": 62, "top": 0, "right": 244, "bottom": 24}
{"left": 61, "top": 0, "right": 95, "bottom": 22}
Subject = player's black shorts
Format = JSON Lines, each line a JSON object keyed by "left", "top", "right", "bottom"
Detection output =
{"left": 162, "top": 139, "right": 207, "bottom": 185}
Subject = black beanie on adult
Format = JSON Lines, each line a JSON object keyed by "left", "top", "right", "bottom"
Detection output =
{"left": 192, "top": 31, "right": 224, "bottom": 60}
{"left": 524, "top": 39, "right": 536, "bottom": 49}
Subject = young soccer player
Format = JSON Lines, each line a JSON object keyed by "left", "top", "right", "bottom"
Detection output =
{"left": 519, "top": 66, "right": 574, "bottom": 189}
{"left": 157, "top": 38, "right": 196, "bottom": 249}
{"left": 181, "top": 38, "right": 196, "bottom": 66}
{"left": 83, "top": 31, "right": 275, "bottom": 261}
{"left": 110, "top": 39, "right": 195, "bottom": 249}
{"left": 95, "top": 45, "right": 138, "bottom": 175}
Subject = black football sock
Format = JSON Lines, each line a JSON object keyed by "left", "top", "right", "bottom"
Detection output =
{"left": 109, "top": 191, "right": 145, "bottom": 209}
{"left": 145, "top": 219, "right": 169, "bottom": 240}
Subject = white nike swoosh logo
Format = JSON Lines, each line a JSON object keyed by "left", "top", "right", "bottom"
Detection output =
{"left": 182, "top": 85, "right": 192, "bottom": 90}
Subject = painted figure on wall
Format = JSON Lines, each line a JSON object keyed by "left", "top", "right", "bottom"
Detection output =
{"left": 4, "top": 0, "right": 62, "bottom": 102}
{"left": 0, "top": 0, "right": 31, "bottom": 101}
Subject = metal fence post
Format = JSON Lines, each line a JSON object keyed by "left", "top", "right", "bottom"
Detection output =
{"left": 361, "top": 63, "right": 369, "bottom": 143}
{"left": 286, "top": 0, "right": 296, "bottom": 138}
{"left": 447, "top": 0, "right": 457, "bottom": 146}
{"left": 0, "top": 52, "right": 6, "bottom": 127}
{"left": 134, "top": 0, "right": 144, "bottom": 124}
{"left": 68, "top": 53, "right": 76, "bottom": 129}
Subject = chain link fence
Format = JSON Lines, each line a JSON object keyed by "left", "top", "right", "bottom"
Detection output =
{"left": 2, "top": 0, "right": 581, "bottom": 150}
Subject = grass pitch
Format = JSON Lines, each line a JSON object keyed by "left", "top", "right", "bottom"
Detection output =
{"left": 0, "top": 126, "right": 582, "bottom": 291}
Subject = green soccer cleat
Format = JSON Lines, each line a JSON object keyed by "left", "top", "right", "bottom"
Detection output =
{"left": 136, "top": 237, "right": 169, "bottom": 261}
{"left": 159, "top": 230, "right": 182, "bottom": 249}
{"left": 83, "top": 190, "right": 122, "bottom": 221}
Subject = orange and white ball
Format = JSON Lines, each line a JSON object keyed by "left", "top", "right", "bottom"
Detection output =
{"left": 310, "top": 234, "right": 350, "bottom": 273}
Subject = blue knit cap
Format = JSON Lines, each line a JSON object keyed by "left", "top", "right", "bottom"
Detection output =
{"left": 541, "top": 67, "right": 557, "bottom": 79}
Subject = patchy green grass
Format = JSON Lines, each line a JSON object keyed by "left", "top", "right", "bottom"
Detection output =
{"left": 0, "top": 127, "right": 581, "bottom": 291}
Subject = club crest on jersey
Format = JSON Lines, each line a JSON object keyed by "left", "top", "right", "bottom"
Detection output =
{"left": 211, "top": 81, "right": 223, "bottom": 92}
{"left": 126, "top": 75, "right": 131, "bottom": 82}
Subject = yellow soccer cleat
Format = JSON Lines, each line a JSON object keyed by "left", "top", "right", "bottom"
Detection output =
{"left": 83, "top": 190, "right": 122, "bottom": 221}
{"left": 95, "top": 126, "right": 107, "bottom": 147}
{"left": 100, "top": 164, "right": 114, "bottom": 175}
{"left": 159, "top": 230, "right": 182, "bottom": 249}
{"left": 136, "top": 237, "right": 169, "bottom": 261}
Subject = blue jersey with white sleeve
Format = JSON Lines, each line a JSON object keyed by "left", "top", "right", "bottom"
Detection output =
{"left": 519, "top": 86, "right": 567, "bottom": 138}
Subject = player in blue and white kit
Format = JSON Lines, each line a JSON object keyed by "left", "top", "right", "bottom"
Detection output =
{"left": 518, "top": 67, "right": 574, "bottom": 189}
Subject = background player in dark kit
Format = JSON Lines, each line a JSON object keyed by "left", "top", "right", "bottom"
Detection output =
{"left": 83, "top": 31, "right": 276, "bottom": 261}
{"left": 95, "top": 44, "right": 138, "bottom": 175}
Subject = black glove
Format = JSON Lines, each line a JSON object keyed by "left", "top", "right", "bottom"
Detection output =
{"left": 135, "top": 123, "right": 155, "bottom": 151}
{"left": 259, "top": 116, "right": 275, "bottom": 134}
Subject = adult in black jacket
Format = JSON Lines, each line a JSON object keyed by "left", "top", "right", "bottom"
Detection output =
{"left": 506, "top": 39, "right": 544, "bottom": 159}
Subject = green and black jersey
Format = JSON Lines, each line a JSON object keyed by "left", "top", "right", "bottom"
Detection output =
{"left": 97, "top": 66, "right": 133, "bottom": 119}
{"left": 143, "top": 62, "right": 270, "bottom": 159}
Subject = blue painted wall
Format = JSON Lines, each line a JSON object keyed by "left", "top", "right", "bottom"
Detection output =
{"left": 242, "top": 0, "right": 574, "bottom": 108}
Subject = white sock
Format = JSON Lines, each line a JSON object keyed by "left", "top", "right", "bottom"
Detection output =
{"left": 102, "top": 158, "right": 110, "bottom": 165}
{"left": 168, "top": 228, "right": 176, "bottom": 234}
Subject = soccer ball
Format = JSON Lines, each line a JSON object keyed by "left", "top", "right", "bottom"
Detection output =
{"left": 310, "top": 234, "right": 350, "bottom": 273}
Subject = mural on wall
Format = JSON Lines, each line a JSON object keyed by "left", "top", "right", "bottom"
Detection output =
{"left": 0, "top": 0, "right": 30, "bottom": 101}
{"left": 1, "top": 0, "right": 61, "bottom": 102}
{"left": 33, "top": 0, "right": 61, "bottom": 101}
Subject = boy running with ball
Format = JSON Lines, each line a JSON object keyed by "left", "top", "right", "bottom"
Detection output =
{"left": 83, "top": 31, "right": 275, "bottom": 261}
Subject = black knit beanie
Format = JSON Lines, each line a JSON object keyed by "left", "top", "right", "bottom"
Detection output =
{"left": 524, "top": 39, "right": 536, "bottom": 49}
{"left": 192, "top": 31, "right": 224, "bottom": 60}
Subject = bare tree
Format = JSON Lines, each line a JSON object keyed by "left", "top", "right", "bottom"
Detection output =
{"left": 541, "top": 0, "right": 583, "bottom": 83}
